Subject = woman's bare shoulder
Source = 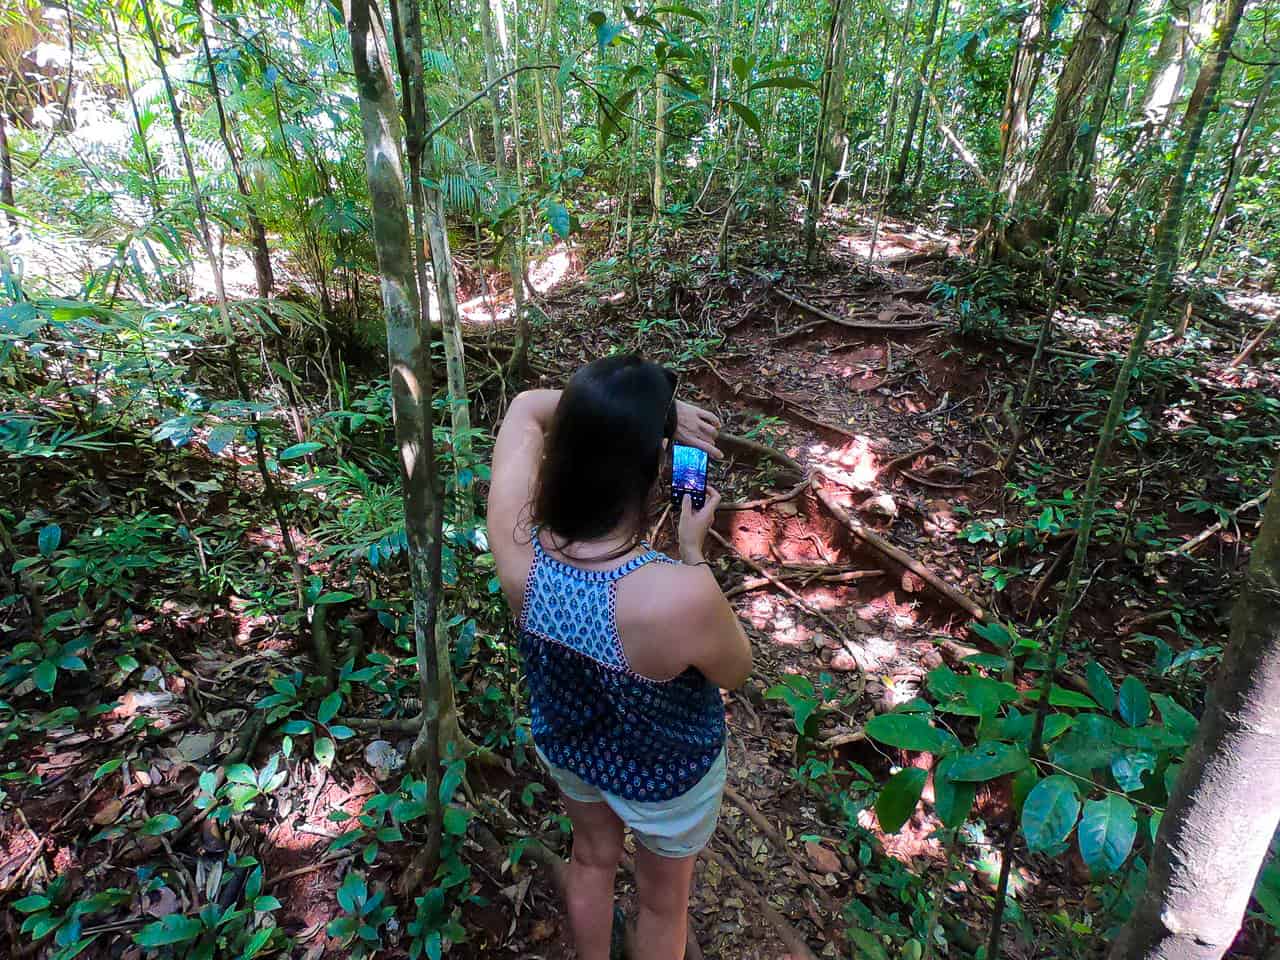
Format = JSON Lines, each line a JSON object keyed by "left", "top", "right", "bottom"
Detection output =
{"left": 615, "top": 561, "right": 722, "bottom": 678}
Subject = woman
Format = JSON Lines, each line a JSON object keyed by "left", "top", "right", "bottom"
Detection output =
{"left": 488, "top": 356, "right": 752, "bottom": 959}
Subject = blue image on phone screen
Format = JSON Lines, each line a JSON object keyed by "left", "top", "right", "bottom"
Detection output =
{"left": 671, "top": 443, "right": 708, "bottom": 509}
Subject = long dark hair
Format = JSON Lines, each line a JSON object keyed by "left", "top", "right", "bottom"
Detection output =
{"left": 531, "top": 355, "right": 677, "bottom": 554}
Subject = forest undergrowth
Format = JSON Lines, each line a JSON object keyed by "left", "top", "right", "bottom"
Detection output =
{"left": 3, "top": 203, "right": 1278, "bottom": 960}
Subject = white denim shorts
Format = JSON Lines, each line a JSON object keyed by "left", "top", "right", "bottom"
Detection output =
{"left": 535, "top": 745, "right": 727, "bottom": 859}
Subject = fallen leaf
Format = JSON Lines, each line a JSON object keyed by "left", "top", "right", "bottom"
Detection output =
{"left": 805, "top": 841, "right": 842, "bottom": 875}
{"left": 530, "top": 919, "right": 556, "bottom": 942}
{"left": 92, "top": 799, "right": 124, "bottom": 825}
{"left": 901, "top": 571, "right": 924, "bottom": 593}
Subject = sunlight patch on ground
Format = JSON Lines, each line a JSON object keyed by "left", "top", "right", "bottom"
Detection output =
{"left": 808, "top": 436, "right": 880, "bottom": 490}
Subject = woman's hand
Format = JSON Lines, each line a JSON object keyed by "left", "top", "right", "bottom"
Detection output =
{"left": 678, "top": 484, "right": 722, "bottom": 564}
{"left": 674, "top": 400, "right": 723, "bottom": 459}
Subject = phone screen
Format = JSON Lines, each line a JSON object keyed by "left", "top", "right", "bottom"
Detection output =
{"left": 671, "top": 443, "right": 708, "bottom": 510}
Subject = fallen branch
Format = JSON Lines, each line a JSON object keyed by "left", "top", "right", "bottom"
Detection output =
{"left": 1228, "top": 317, "right": 1276, "bottom": 368}
{"left": 702, "top": 360, "right": 861, "bottom": 441}
{"left": 720, "top": 477, "right": 810, "bottom": 512}
{"left": 769, "top": 286, "right": 942, "bottom": 332}
{"left": 724, "top": 568, "right": 883, "bottom": 599}
{"left": 812, "top": 482, "right": 987, "bottom": 622}
{"left": 709, "top": 529, "right": 855, "bottom": 650}
{"left": 717, "top": 431, "right": 805, "bottom": 480}
{"left": 901, "top": 469, "right": 967, "bottom": 490}
{"left": 1165, "top": 489, "right": 1271, "bottom": 557}
{"left": 817, "top": 729, "right": 866, "bottom": 750}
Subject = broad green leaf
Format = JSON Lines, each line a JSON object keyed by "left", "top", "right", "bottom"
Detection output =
{"left": 731, "top": 54, "right": 749, "bottom": 82}
{"left": 933, "top": 757, "right": 976, "bottom": 829}
{"left": 746, "top": 75, "right": 815, "bottom": 92}
{"left": 317, "top": 691, "right": 342, "bottom": 725}
{"left": 139, "top": 813, "right": 182, "bottom": 836}
{"left": 1021, "top": 775, "right": 1080, "bottom": 852}
{"left": 875, "top": 767, "right": 928, "bottom": 833}
{"left": 1118, "top": 677, "right": 1151, "bottom": 727}
{"left": 336, "top": 872, "right": 366, "bottom": 913}
{"left": 226, "top": 763, "right": 257, "bottom": 785}
{"left": 281, "top": 719, "right": 313, "bottom": 736}
{"left": 13, "top": 894, "right": 51, "bottom": 912}
{"left": 1085, "top": 661, "right": 1115, "bottom": 711}
{"left": 945, "top": 742, "right": 1029, "bottom": 782}
{"left": 726, "top": 100, "right": 761, "bottom": 138}
{"left": 206, "top": 424, "right": 238, "bottom": 456}
{"left": 653, "top": 3, "right": 709, "bottom": 24}
{"left": 1078, "top": 795, "right": 1137, "bottom": 872}
{"left": 135, "top": 915, "right": 203, "bottom": 948}
{"left": 443, "top": 805, "right": 470, "bottom": 836}
{"left": 864, "top": 712, "right": 950, "bottom": 753}
{"left": 34, "top": 659, "right": 57, "bottom": 694}
{"left": 93, "top": 758, "right": 124, "bottom": 780}
{"left": 316, "top": 591, "right": 355, "bottom": 604}
{"left": 544, "top": 200, "right": 571, "bottom": 240}
{"left": 1151, "top": 694, "right": 1197, "bottom": 743}
{"left": 1049, "top": 713, "right": 1117, "bottom": 777}
{"left": 314, "top": 737, "right": 336, "bottom": 768}
{"left": 253, "top": 895, "right": 283, "bottom": 912}
{"left": 1111, "top": 750, "right": 1156, "bottom": 792}
{"left": 38, "top": 523, "right": 62, "bottom": 557}
{"left": 279, "top": 441, "right": 324, "bottom": 461}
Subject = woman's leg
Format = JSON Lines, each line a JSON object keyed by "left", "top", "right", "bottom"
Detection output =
{"left": 563, "top": 795, "right": 625, "bottom": 960}
{"left": 634, "top": 844, "right": 697, "bottom": 960}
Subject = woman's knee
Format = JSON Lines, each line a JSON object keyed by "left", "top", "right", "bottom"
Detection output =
{"left": 636, "top": 849, "right": 696, "bottom": 915}
{"left": 572, "top": 830, "right": 624, "bottom": 872}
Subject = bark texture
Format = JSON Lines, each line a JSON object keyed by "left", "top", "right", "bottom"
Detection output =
{"left": 1109, "top": 461, "right": 1280, "bottom": 960}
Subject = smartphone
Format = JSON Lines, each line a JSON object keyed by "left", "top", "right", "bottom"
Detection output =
{"left": 671, "top": 443, "right": 709, "bottom": 510}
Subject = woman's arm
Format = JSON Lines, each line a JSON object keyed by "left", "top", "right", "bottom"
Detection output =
{"left": 487, "top": 390, "right": 561, "bottom": 597}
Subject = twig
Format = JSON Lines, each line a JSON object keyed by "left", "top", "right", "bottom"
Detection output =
{"left": 812, "top": 481, "right": 986, "bottom": 622}
{"left": 708, "top": 529, "right": 854, "bottom": 649}
{"left": 901, "top": 469, "right": 967, "bottom": 490}
{"left": 1228, "top": 317, "right": 1275, "bottom": 367}
{"left": 817, "top": 729, "right": 866, "bottom": 750}
{"left": 701, "top": 360, "right": 860, "bottom": 441}
{"left": 265, "top": 853, "right": 353, "bottom": 889}
{"left": 1165, "top": 490, "right": 1271, "bottom": 557}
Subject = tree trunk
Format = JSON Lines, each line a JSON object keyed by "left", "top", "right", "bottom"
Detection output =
{"left": 1197, "top": 64, "right": 1276, "bottom": 267}
{"left": 139, "top": 0, "right": 307, "bottom": 625}
{"left": 653, "top": 21, "right": 668, "bottom": 216}
{"left": 1010, "top": 0, "right": 1129, "bottom": 239}
{"left": 196, "top": 0, "right": 274, "bottom": 298}
{"left": 109, "top": 11, "right": 163, "bottom": 218}
{"left": 994, "top": 0, "right": 1048, "bottom": 203}
{"left": 491, "top": 0, "right": 530, "bottom": 382}
{"left": 985, "top": 0, "right": 1245, "bottom": 954}
{"left": 479, "top": 0, "right": 529, "bottom": 383}
{"left": 802, "top": 0, "right": 847, "bottom": 264}
{"left": 821, "top": 0, "right": 852, "bottom": 200}
{"left": 1138, "top": 0, "right": 1199, "bottom": 134}
{"left": 344, "top": 0, "right": 444, "bottom": 859}
{"left": 892, "top": 0, "right": 944, "bottom": 191}
{"left": 1109, "top": 459, "right": 1280, "bottom": 960}
{"left": 0, "top": 108, "right": 14, "bottom": 230}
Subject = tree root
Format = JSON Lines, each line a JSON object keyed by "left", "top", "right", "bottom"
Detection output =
{"left": 716, "top": 430, "right": 805, "bottom": 480}
{"left": 812, "top": 480, "right": 986, "bottom": 622}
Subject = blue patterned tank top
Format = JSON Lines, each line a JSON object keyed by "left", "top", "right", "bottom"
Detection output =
{"left": 519, "top": 531, "right": 726, "bottom": 802}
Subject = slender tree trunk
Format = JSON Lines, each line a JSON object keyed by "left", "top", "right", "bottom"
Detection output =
{"left": 867, "top": 0, "right": 917, "bottom": 266}
{"left": 139, "top": 0, "right": 304, "bottom": 602}
{"left": 653, "top": 22, "right": 668, "bottom": 215}
{"left": 479, "top": 0, "right": 529, "bottom": 383}
{"left": 492, "top": 0, "right": 530, "bottom": 381}
{"left": 110, "top": 11, "right": 163, "bottom": 218}
{"left": 0, "top": 109, "right": 14, "bottom": 230}
{"left": 1140, "top": 0, "right": 1196, "bottom": 132}
{"left": 1196, "top": 63, "right": 1275, "bottom": 267}
{"left": 892, "top": 0, "right": 944, "bottom": 190}
{"left": 821, "top": 0, "right": 852, "bottom": 200}
{"left": 985, "top": 1, "right": 1245, "bottom": 955}
{"left": 1109, "top": 461, "right": 1280, "bottom": 960}
{"left": 994, "top": 0, "right": 1048, "bottom": 203}
{"left": 802, "top": 0, "right": 847, "bottom": 264}
{"left": 196, "top": 0, "right": 273, "bottom": 298}
{"left": 344, "top": 0, "right": 444, "bottom": 865}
